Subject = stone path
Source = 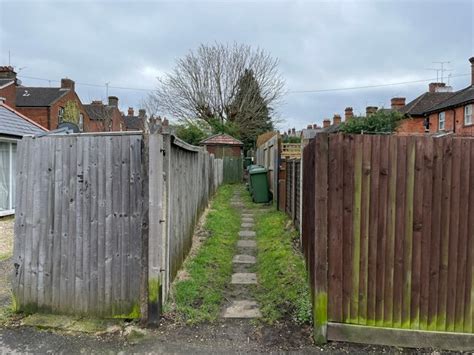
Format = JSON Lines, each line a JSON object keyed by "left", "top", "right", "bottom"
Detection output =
{"left": 223, "top": 191, "right": 261, "bottom": 319}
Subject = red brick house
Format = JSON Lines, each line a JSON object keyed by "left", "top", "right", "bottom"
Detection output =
{"left": 396, "top": 83, "right": 454, "bottom": 135}
{"left": 0, "top": 66, "right": 91, "bottom": 132}
{"left": 424, "top": 57, "right": 474, "bottom": 136}
{"left": 199, "top": 133, "right": 243, "bottom": 158}
{"left": 83, "top": 96, "right": 124, "bottom": 132}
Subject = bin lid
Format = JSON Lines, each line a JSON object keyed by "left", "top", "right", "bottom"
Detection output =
{"left": 247, "top": 164, "right": 262, "bottom": 171}
{"left": 249, "top": 167, "right": 267, "bottom": 175}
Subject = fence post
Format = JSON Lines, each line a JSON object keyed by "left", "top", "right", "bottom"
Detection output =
{"left": 313, "top": 133, "right": 329, "bottom": 344}
{"left": 140, "top": 131, "right": 150, "bottom": 324}
{"left": 147, "top": 132, "right": 164, "bottom": 325}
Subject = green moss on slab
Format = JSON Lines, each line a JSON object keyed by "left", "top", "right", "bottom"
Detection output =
{"left": 21, "top": 314, "right": 77, "bottom": 329}
{"left": 112, "top": 303, "right": 141, "bottom": 319}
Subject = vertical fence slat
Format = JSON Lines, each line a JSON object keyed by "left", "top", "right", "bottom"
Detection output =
{"left": 456, "top": 138, "right": 470, "bottom": 332}
{"left": 375, "top": 135, "right": 389, "bottom": 326}
{"left": 350, "top": 135, "right": 363, "bottom": 323}
{"left": 466, "top": 140, "right": 474, "bottom": 333}
{"left": 402, "top": 136, "right": 415, "bottom": 329}
{"left": 419, "top": 137, "right": 433, "bottom": 330}
{"left": 367, "top": 135, "right": 380, "bottom": 326}
{"left": 328, "top": 134, "right": 343, "bottom": 322}
{"left": 383, "top": 135, "right": 398, "bottom": 327}
{"left": 437, "top": 137, "right": 453, "bottom": 331}
{"left": 358, "top": 135, "right": 371, "bottom": 325}
{"left": 428, "top": 137, "right": 444, "bottom": 330}
{"left": 89, "top": 137, "right": 99, "bottom": 312}
{"left": 447, "top": 138, "right": 462, "bottom": 332}
{"left": 342, "top": 135, "right": 354, "bottom": 322}
{"left": 410, "top": 136, "right": 424, "bottom": 330}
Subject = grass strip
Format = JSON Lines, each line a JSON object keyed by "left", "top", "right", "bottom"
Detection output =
{"left": 242, "top": 190, "right": 312, "bottom": 325}
{"left": 167, "top": 184, "right": 240, "bottom": 324}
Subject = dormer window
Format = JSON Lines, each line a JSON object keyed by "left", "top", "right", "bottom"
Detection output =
{"left": 438, "top": 111, "right": 446, "bottom": 131}
{"left": 464, "top": 104, "right": 472, "bottom": 125}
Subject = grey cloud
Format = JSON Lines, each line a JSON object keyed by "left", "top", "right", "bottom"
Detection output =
{"left": 0, "top": 0, "right": 472, "bottom": 130}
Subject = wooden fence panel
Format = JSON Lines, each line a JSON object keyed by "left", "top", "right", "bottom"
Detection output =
{"left": 302, "top": 134, "right": 474, "bottom": 349}
{"left": 223, "top": 156, "right": 243, "bottom": 184}
{"left": 13, "top": 134, "right": 144, "bottom": 317}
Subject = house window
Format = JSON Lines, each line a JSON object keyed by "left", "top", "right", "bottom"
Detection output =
{"left": 464, "top": 105, "right": 473, "bottom": 126}
{"left": 439, "top": 111, "right": 446, "bottom": 131}
{"left": 0, "top": 140, "right": 17, "bottom": 215}
{"left": 58, "top": 107, "right": 65, "bottom": 123}
{"left": 79, "top": 113, "right": 84, "bottom": 131}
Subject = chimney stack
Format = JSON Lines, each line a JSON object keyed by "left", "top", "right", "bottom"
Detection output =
{"left": 108, "top": 96, "right": 118, "bottom": 107}
{"left": 61, "top": 78, "right": 75, "bottom": 91}
{"left": 0, "top": 66, "right": 16, "bottom": 81}
{"left": 307, "top": 124, "right": 312, "bottom": 129}
{"left": 366, "top": 106, "right": 378, "bottom": 117}
{"left": 470, "top": 57, "right": 474, "bottom": 86}
{"left": 291, "top": 128, "right": 296, "bottom": 135}
{"left": 128, "top": 107, "right": 134, "bottom": 116}
{"left": 333, "top": 114, "right": 342, "bottom": 125}
{"left": 91, "top": 100, "right": 102, "bottom": 105}
{"left": 138, "top": 109, "right": 146, "bottom": 118}
{"left": 391, "top": 97, "right": 406, "bottom": 110}
{"left": 344, "top": 107, "right": 354, "bottom": 121}
{"left": 312, "top": 124, "right": 317, "bottom": 129}
{"left": 323, "top": 119, "right": 331, "bottom": 128}
{"left": 428, "top": 82, "right": 446, "bottom": 93}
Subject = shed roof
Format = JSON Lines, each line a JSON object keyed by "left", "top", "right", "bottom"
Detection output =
{"left": 199, "top": 133, "right": 243, "bottom": 146}
{"left": 16, "top": 87, "right": 69, "bottom": 107}
{"left": 0, "top": 103, "right": 47, "bottom": 137}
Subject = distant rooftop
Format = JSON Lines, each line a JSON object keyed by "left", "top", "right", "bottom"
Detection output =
{"left": 200, "top": 133, "right": 243, "bottom": 146}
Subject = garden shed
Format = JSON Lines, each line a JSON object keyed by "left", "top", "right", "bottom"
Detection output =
{"left": 199, "top": 133, "right": 243, "bottom": 158}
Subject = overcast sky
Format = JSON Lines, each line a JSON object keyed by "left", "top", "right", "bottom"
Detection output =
{"left": 1, "top": 0, "right": 473, "bottom": 130}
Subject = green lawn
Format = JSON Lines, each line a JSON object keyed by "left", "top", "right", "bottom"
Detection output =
{"left": 167, "top": 184, "right": 240, "bottom": 324}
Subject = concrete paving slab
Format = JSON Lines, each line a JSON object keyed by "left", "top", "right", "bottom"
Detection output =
{"left": 241, "top": 217, "right": 254, "bottom": 223}
{"left": 237, "top": 240, "right": 257, "bottom": 248}
{"left": 233, "top": 254, "right": 256, "bottom": 264}
{"left": 231, "top": 273, "right": 257, "bottom": 284}
{"left": 238, "top": 230, "right": 256, "bottom": 238}
{"left": 223, "top": 300, "right": 261, "bottom": 318}
{"left": 241, "top": 213, "right": 254, "bottom": 218}
{"left": 241, "top": 223, "right": 254, "bottom": 228}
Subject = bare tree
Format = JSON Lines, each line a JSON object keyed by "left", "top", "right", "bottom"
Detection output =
{"left": 146, "top": 43, "right": 285, "bottom": 125}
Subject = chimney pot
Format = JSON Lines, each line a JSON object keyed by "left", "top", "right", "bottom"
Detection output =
{"left": 108, "top": 96, "right": 118, "bottom": 107}
{"left": 333, "top": 114, "right": 342, "bottom": 125}
{"left": 366, "top": 106, "right": 378, "bottom": 117}
{"left": 323, "top": 119, "right": 331, "bottom": 128}
{"left": 344, "top": 107, "right": 354, "bottom": 121}
{"left": 61, "top": 78, "right": 75, "bottom": 91}
{"left": 128, "top": 107, "right": 134, "bottom": 116}
{"left": 391, "top": 97, "right": 406, "bottom": 110}
{"left": 91, "top": 100, "right": 102, "bottom": 105}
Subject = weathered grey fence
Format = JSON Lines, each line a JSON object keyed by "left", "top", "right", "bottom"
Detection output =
{"left": 223, "top": 156, "right": 243, "bottom": 183}
{"left": 13, "top": 130, "right": 223, "bottom": 321}
{"left": 285, "top": 159, "right": 301, "bottom": 231}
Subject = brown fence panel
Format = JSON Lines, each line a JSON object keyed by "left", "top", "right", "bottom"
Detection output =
{"left": 302, "top": 133, "right": 474, "bottom": 349}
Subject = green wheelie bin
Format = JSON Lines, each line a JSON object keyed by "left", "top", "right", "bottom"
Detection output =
{"left": 249, "top": 167, "right": 270, "bottom": 203}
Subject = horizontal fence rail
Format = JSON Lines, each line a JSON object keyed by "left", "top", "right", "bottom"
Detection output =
{"left": 302, "top": 133, "right": 474, "bottom": 349}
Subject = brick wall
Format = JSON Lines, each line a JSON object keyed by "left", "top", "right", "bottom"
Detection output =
{"left": 0, "top": 83, "right": 16, "bottom": 108}
{"left": 396, "top": 117, "right": 426, "bottom": 135}
{"left": 428, "top": 105, "right": 474, "bottom": 135}
{"left": 15, "top": 106, "right": 50, "bottom": 129}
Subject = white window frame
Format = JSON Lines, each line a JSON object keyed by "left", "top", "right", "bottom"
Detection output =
{"left": 58, "top": 107, "right": 65, "bottom": 123}
{"left": 464, "top": 104, "right": 473, "bottom": 126}
{"left": 0, "top": 138, "right": 18, "bottom": 217}
{"left": 79, "top": 113, "right": 84, "bottom": 131}
{"left": 439, "top": 111, "right": 446, "bottom": 131}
